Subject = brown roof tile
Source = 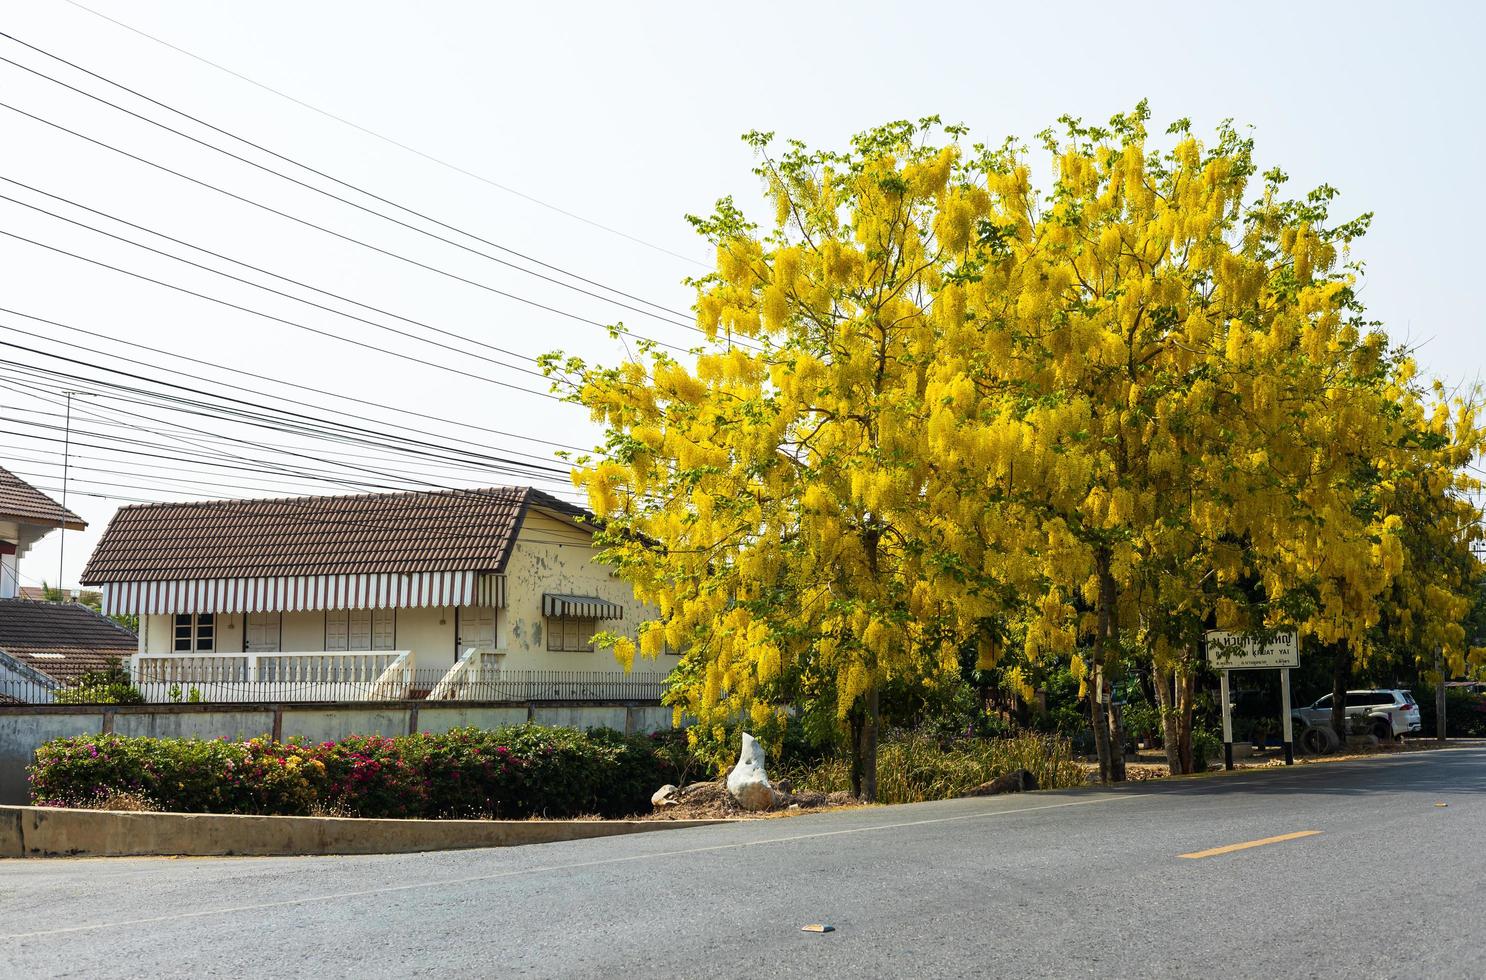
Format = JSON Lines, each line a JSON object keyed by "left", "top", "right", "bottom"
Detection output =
{"left": 0, "top": 599, "right": 137, "bottom": 683}
{"left": 80, "top": 486, "right": 586, "bottom": 584}
{"left": 0, "top": 466, "right": 85, "bottom": 530}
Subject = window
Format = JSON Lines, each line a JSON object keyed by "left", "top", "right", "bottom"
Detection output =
{"left": 245, "top": 612, "right": 281, "bottom": 653}
{"left": 325, "top": 609, "right": 395, "bottom": 651}
{"left": 172, "top": 613, "right": 215, "bottom": 652}
{"left": 546, "top": 616, "right": 597, "bottom": 652}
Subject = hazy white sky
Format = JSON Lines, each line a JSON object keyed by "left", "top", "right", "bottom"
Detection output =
{"left": 3, "top": 0, "right": 1482, "bottom": 588}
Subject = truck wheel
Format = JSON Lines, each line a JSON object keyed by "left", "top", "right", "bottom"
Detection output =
{"left": 1371, "top": 718, "right": 1394, "bottom": 743}
{"left": 1300, "top": 726, "right": 1333, "bottom": 755}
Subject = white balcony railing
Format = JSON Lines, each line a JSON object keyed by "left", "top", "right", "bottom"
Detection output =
{"left": 131, "top": 651, "right": 411, "bottom": 703}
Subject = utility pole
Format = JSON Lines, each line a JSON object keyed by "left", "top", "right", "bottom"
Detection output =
{"left": 56, "top": 391, "right": 74, "bottom": 600}
{"left": 1435, "top": 645, "right": 1447, "bottom": 743}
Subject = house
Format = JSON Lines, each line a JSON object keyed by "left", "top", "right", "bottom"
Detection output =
{"left": 0, "top": 465, "right": 140, "bottom": 702}
{"left": 0, "top": 598, "right": 138, "bottom": 687}
{"left": 79, "top": 485, "right": 676, "bottom": 699}
{"left": 0, "top": 464, "right": 86, "bottom": 600}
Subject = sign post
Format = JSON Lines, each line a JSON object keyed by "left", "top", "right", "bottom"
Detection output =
{"left": 1280, "top": 668, "right": 1294, "bottom": 765}
{"left": 1205, "top": 630, "right": 1300, "bottom": 770}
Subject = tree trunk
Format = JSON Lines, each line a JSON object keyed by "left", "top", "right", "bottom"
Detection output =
{"left": 848, "top": 708, "right": 865, "bottom": 799}
{"left": 1154, "top": 663, "right": 1185, "bottom": 776}
{"left": 1109, "top": 700, "right": 1128, "bottom": 776}
{"left": 1177, "top": 664, "right": 1195, "bottom": 773}
{"left": 860, "top": 685, "right": 880, "bottom": 802}
{"left": 1330, "top": 643, "right": 1350, "bottom": 747}
{"left": 1435, "top": 647, "right": 1448, "bottom": 743}
{"left": 1089, "top": 671, "right": 1113, "bottom": 784}
{"left": 1094, "top": 549, "right": 1126, "bottom": 782}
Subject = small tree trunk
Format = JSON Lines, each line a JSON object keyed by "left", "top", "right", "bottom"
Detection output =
{"left": 1094, "top": 549, "right": 1125, "bottom": 782}
{"left": 1176, "top": 662, "right": 1195, "bottom": 773}
{"left": 1154, "top": 663, "right": 1184, "bottom": 776}
{"left": 860, "top": 685, "right": 881, "bottom": 802}
{"left": 848, "top": 708, "right": 865, "bottom": 799}
{"left": 1089, "top": 662, "right": 1113, "bottom": 783}
{"left": 1330, "top": 643, "right": 1350, "bottom": 747}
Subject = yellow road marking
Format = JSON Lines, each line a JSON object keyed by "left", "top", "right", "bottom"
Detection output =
{"left": 1180, "top": 830, "right": 1322, "bottom": 859}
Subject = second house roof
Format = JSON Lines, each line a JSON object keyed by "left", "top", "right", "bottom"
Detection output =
{"left": 81, "top": 486, "right": 587, "bottom": 584}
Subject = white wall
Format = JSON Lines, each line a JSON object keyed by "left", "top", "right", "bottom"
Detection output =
{"left": 395, "top": 606, "right": 456, "bottom": 671}
{"left": 280, "top": 611, "right": 323, "bottom": 652}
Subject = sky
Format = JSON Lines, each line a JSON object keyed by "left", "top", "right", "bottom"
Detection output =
{"left": 2, "top": 0, "right": 1482, "bottom": 589}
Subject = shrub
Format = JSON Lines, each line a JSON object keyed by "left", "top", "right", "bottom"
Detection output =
{"left": 29, "top": 725, "right": 680, "bottom": 820}
{"left": 52, "top": 666, "right": 143, "bottom": 705}
{"left": 1191, "top": 729, "right": 1220, "bottom": 772}
{"left": 775, "top": 728, "right": 1084, "bottom": 804}
{"left": 1413, "top": 689, "right": 1486, "bottom": 739}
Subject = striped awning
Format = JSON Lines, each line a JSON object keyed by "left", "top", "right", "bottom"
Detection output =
{"left": 542, "top": 593, "right": 624, "bottom": 620}
{"left": 102, "top": 572, "right": 507, "bottom": 616}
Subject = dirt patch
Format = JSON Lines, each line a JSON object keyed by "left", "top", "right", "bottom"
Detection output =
{"left": 644, "top": 780, "right": 860, "bottom": 820}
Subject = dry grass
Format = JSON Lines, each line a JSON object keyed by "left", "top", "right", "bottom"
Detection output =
{"left": 777, "top": 730, "right": 1085, "bottom": 805}
{"left": 88, "top": 790, "right": 159, "bottom": 812}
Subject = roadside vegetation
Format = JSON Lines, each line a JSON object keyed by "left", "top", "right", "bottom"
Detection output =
{"left": 30, "top": 726, "right": 686, "bottom": 819}
{"left": 777, "top": 730, "right": 1082, "bottom": 804}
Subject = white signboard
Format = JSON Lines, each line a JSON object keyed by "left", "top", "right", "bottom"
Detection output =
{"left": 1204, "top": 629, "right": 1299, "bottom": 669}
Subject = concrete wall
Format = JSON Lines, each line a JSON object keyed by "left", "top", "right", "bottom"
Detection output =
{"left": 1, "top": 805, "right": 727, "bottom": 858}
{"left": 0, "top": 700, "right": 678, "bottom": 804}
{"left": 416, "top": 705, "right": 532, "bottom": 734}
{"left": 0, "top": 711, "right": 100, "bottom": 804}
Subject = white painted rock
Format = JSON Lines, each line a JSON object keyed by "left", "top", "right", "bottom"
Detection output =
{"left": 651, "top": 784, "right": 679, "bottom": 807}
{"left": 726, "top": 732, "right": 777, "bottom": 811}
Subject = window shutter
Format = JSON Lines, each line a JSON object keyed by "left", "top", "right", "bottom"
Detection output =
{"left": 349, "top": 609, "right": 372, "bottom": 649}
{"left": 325, "top": 610, "right": 349, "bottom": 652}
{"left": 460, "top": 606, "right": 495, "bottom": 649}
{"left": 372, "top": 609, "right": 395, "bottom": 650}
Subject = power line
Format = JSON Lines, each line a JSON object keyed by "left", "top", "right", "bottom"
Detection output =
{"left": 0, "top": 174, "right": 551, "bottom": 370}
{"left": 0, "top": 333, "right": 596, "bottom": 493}
{"left": 0, "top": 362, "right": 607, "bottom": 529}
{"left": 0, "top": 185, "right": 560, "bottom": 387}
{"left": 0, "top": 405, "right": 558, "bottom": 478}
{"left": 0, "top": 358, "right": 581, "bottom": 498}
{"left": 0, "top": 37, "right": 702, "bottom": 326}
{"left": 56, "top": 0, "right": 711, "bottom": 269}
{"left": 0, "top": 305, "right": 591, "bottom": 454}
{"left": 0, "top": 225, "right": 562, "bottom": 398}
{"left": 0, "top": 386, "right": 578, "bottom": 498}
{"left": 0, "top": 325, "right": 587, "bottom": 477}
{"left": 0, "top": 362, "right": 573, "bottom": 487}
{"left": 0, "top": 98, "right": 696, "bottom": 357}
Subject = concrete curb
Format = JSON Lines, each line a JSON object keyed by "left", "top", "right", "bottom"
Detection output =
{"left": 0, "top": 805, "right": 730, "bottom": 858}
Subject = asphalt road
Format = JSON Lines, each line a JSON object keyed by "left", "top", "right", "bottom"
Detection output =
{"left": 3, "top": 746, "right": 1483, "bottom": 979}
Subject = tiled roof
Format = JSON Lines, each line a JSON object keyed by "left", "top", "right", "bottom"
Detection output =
{"left": 81, "top": 486, "right": 587, "bottom": 584}
{"left": 0, "top": 466, "right": 85, "bottom": 530}
{"left": 0, "top": 599, "right": 137, "bottom": 683}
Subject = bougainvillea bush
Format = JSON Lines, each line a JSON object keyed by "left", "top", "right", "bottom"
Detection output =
{"left": 29, "top": 725, "right": 684, "bottom": 819}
